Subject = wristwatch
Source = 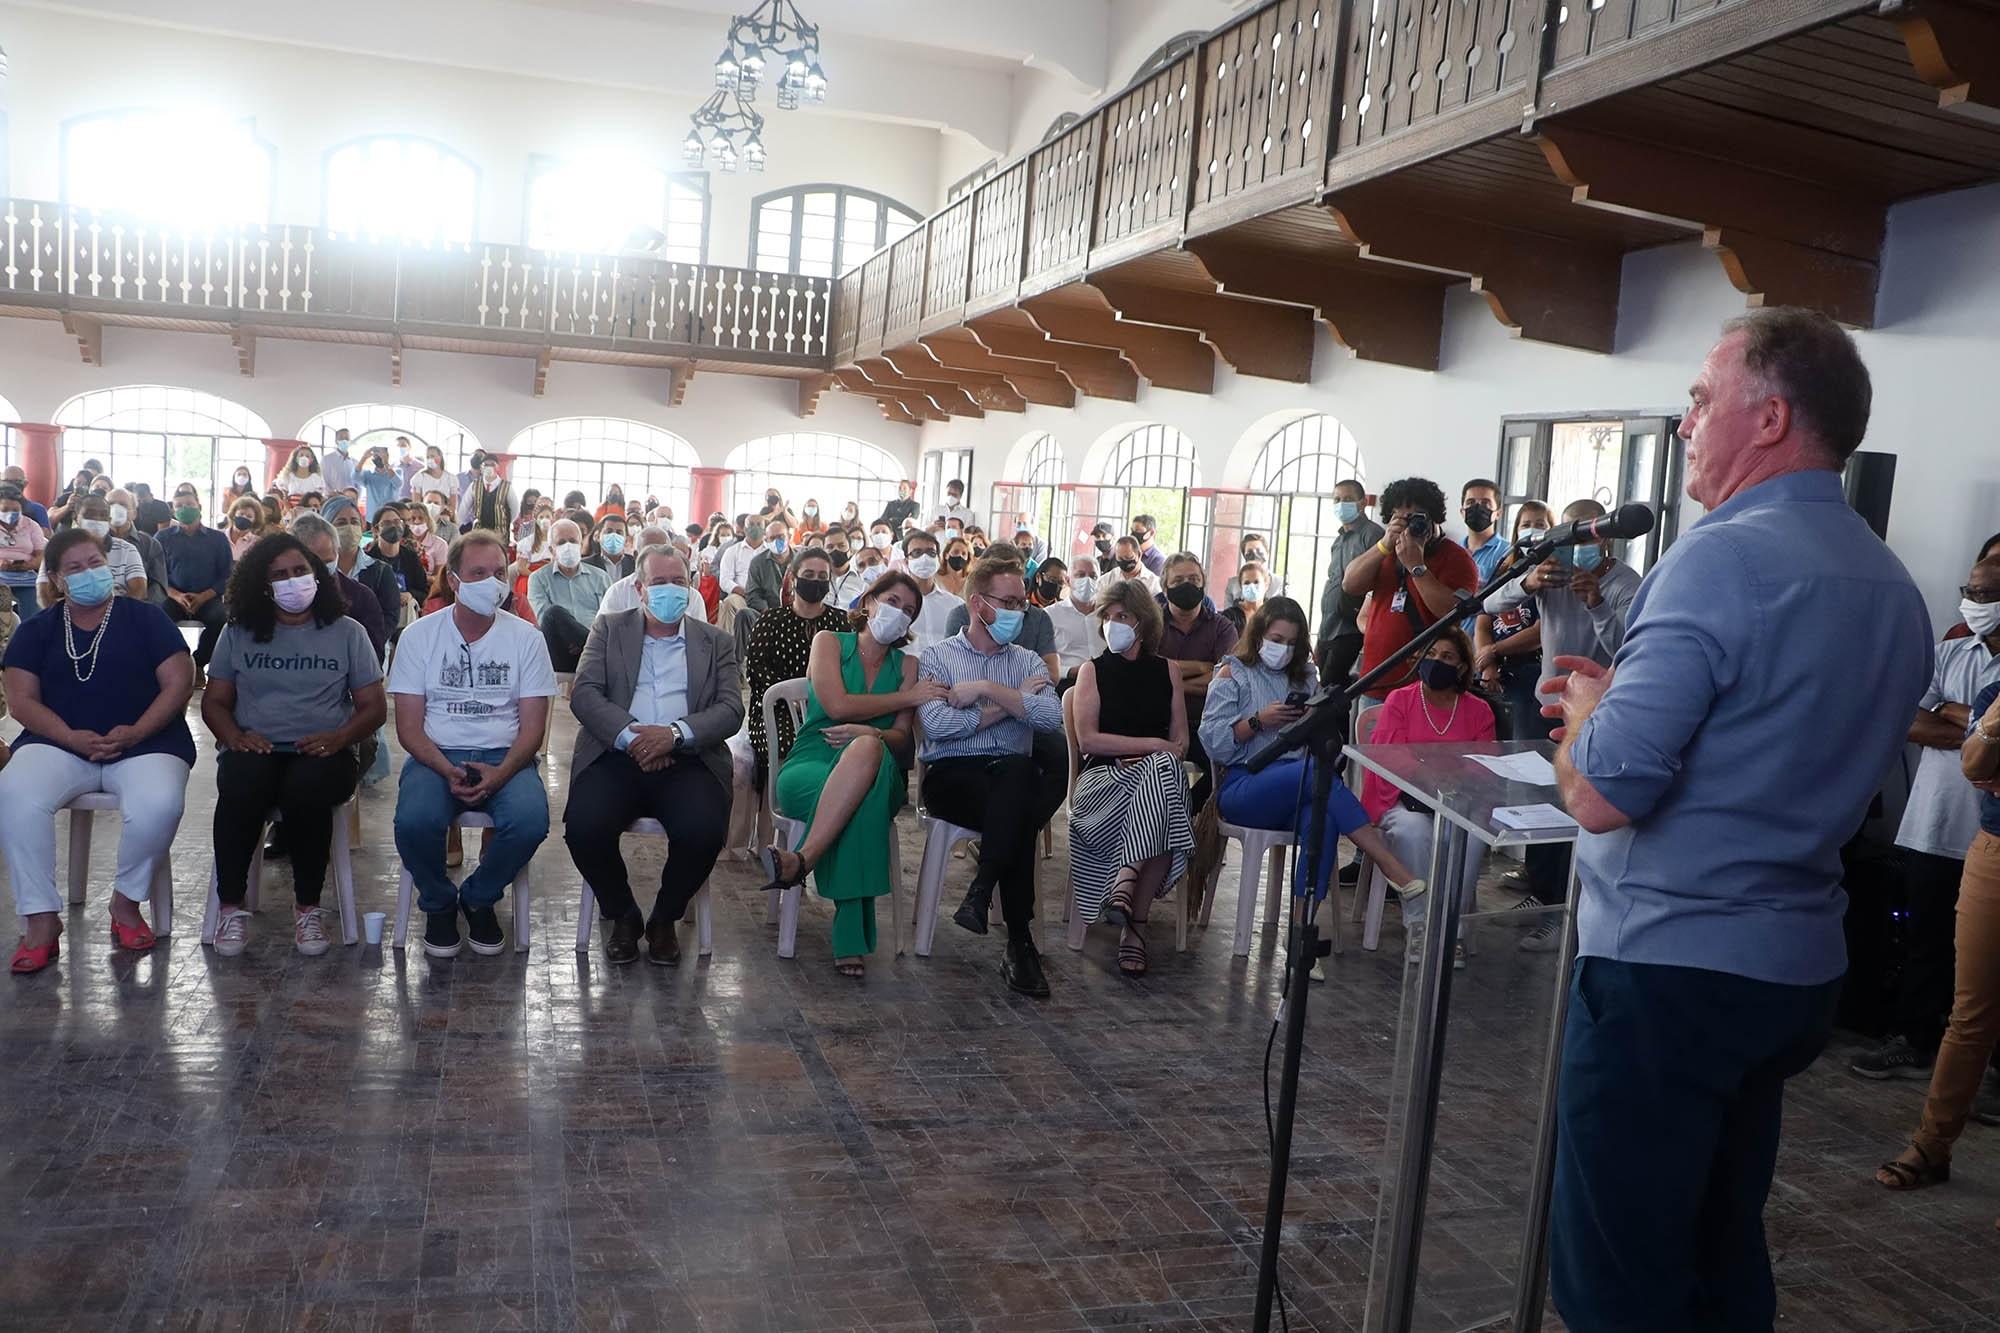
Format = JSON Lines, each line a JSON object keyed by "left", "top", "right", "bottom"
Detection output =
{"left": 1247, "top": 714, "right": 1264, "bottom": 734}
{"left": 1410, "top": 563, "right": 1429, "bottom": 579}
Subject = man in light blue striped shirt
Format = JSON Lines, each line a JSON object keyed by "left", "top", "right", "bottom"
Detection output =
{"left": 918, "top": 558, "right": 1065, "bottom": 997}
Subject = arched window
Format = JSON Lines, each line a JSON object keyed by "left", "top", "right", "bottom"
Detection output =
{"left": 0, "top": 394, "right": 24, "bottom": 475}
{"left": 1040, "top": 112, "right": 1082, "bottom": 144}
{"left": 726, "top": 433, "right": 904, "bottom": 525}
{"left": 751, "top": 185, "right": 921, "bottom": 277}
{"left": 296, "top": 404, "right": 481, "bottom": 473}
{"left": 1248, "top": 413, "right": 1366, "bottom": 494}
{"left": 507, "top": 418, "right": 697, "bottom": 519}
{"left": 1227, "top": 413, "right": 1370, "bottom": 610}
{"left": 1079, "top": 424, "right": 1202, "bottom": 560}
{"left": 324, "top": 136, "right": 479, "bottom": 245}
{"left": 62, "top": 108, "right": 274, "bottom": 226}
{"left": 54, "top": 385, "right": 272, "bottom": 514}
{"left": 526, "top": 159, "right": 708, "bottom": 261}
{"left": 992, "top": 431, "right": 1066, "bottom": 545}
{"left": 1130, "top": 32, "right": 1205, "bottom": 83}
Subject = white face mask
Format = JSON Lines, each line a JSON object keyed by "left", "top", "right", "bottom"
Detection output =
{"left": 870, "top": 531, "right": 893, "bottom": 550}
{"left": 82, "top": 519, "right": 112, "bottom": 539}
{"left": 1070, "top": 575, "right": 1095, "bottom": 604}
{"left": 1259, "top": 639, "right": 1293, "bottom": 671}
{"left": 554, "top": 542, "right": 582, "bottom": 570}
{"left": 272, "top": 573, "right": 318, "bottom": 613}
{"left": 907, "top": 554, "right": 940, "bottom": 580}
{"left": 859, "top": 563, "right": 885, "bottom": 583}
{"left": 1963, "top": 597, "right": 2000, "bottom": 639}
{"left": 109, "top": 504, "right": 130, "bottom": 526}
{"left": 1241, "top": 582, "right": 1265, "bottom": 603}
{"left": 867, "top": 602, "right": 911, "bottom": 645}
{"left": 454, "top": 574, "right": 505, "bottom": 616}
{"left": 1104, "top": 620, "right": 1137, "bottom": 655}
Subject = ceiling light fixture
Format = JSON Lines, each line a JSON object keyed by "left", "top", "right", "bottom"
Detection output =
{"left": 689, "top": 0, "right": 823, "bottom": 170}
{"left": 683, "top": 88, "right": 766, "bottom": 173}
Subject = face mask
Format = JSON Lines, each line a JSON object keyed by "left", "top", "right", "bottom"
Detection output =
{"left": 481, "top": 466, "right": 499, "bottom": 484}
{"left": 1463, "top": 503, "right": 1495, "bottom": 533}
{"left": 235, "top": 473, "right": 251, "bottom": 487}
{"left": 555, "top": 542, "right": 582, "bottom": 569}
{"left": 1095, "top": 538, "right": 1113, "bottom": 556}
{"left": 986, "top": 604, "right": 1025, "bottom": 646}
{"left": 535, "top": 515, "right": 551, "bottom": 531}
{"left": 766, "top": 493, "right": 781, "bottom": 506}
{"left": 1241, "top": 583, "right": 1265, "bottom": 603}
{"left": 1962, "top": 598, "right": 2000, "bottom": 638}
{"left": 336, "top": 524, "right": 364, "bottom": 551}
{"left": 867, "top": 602, "right": 910, "bottom": 645}
{"left": 454, "top": 574, "right": 505, "bottom": 616}
{"left": 82, "top": 519, "right": 112, "bottom": 539}
{"left": 870, "top": 531, "right": 893, "bottom": 550}
{"left": 272, "top": 573, "right": 318, "bottom": 613}
{"left": 770, "top": 536, "right": 788, "bottom": 554}
{"left": 378, "top": 524, "right": 403, "bottom": 545}
{"left": 945, "top": 555, "right": 968, "bottom": 572}
{"left": 795, "top": 575, "right": 830, "bottom": 605}
{"left": 233, "top": 514, "right": 254, "bottom": 531}
{"left": 859, "top": 563, "right": 884, "bottom": 583}
{"left": 601, "top": 533, "right": 626, "bottom": 557}
{"left": 804, "top": 505, "right": 818, "bottom": 517}
{"left": 830, "top": 550, "right": 850, "bottom": 568}
{"left": 1116, "top": 557, "right": 1138, "bottom": 573}
{"left": 1131, "top": 528, "right": 1150, "bottom": 544}
{"left": 1104, "top": 620, "right": 1137, "bottom": 655}
{"left": 64, "top": 565, "right": 115, "bottom": 607}
{"left": 1259, "top": 639, "right": 1293, "bottom": 671}
{"left": 1037, "top": 579, "right": 1063, "bottom": 602}
{"left": 907, "top": 554, "right": 940, "bottom": 580}
{"left": 1517, "top": 527, "right": 1547, "bottom": 544}
{"left": 1556, "top": 545, "right": 1604, "bottom": 573}
{"left": 109, "top": 504, "right": 130, "bottom": 526}
{"left": 1334, "top": 501, "right": 1362, "bottom": 525}
{"left": 1167, "top": 582, "right": 1205, "bottom": 612}
{"left": 410, "top": 522, "right": 428, "bottom": 539}
{"left": 0, "top": 512, "right": 16, "bottom": 528}
{"left": 1416, "top": 658, "right": 1461, "bottom": 692}
{"left": 175, "top": 506, "right": 201, "bottom": 525}
{"left": 333, "top": 439, "right": 349, "bottom": 453}
{"left": 1071, "top": 575, "right": 1095, "bottom": 603}
{"left": 295, "top": 458, "right": 312, "bottom": 473}
{"left": 646, "top": 582, "right": 689, "bottom": 624}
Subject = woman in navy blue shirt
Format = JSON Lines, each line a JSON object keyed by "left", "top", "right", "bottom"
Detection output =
{"left": 0, "top": 528, "right": 195, "bottom": 973}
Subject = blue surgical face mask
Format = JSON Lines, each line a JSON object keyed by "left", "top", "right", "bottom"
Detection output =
{"left": 646, "top": 582, "right": 689, "bottom": 624}
{"left": 987, "top": 605, "right": 1025, "bottom": 646}
{"left": 1556, "top": 545, "right": 1604, "bottom": 573}
{"left": 1334, "top": 500, "right": 1361, "bottom": 525}
{"left": 600, "top": 532, "right": 626, "bottom": 557}
{"left": 64, "top": 565, "right": 116, "bottom": 607}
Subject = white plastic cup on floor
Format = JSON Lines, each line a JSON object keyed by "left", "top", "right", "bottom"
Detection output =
{"left": 362, "top": 911, "right": 386, "bottom": 945}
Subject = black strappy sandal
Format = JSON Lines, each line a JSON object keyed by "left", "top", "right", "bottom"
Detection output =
{"left": 758, "top": 845, "right": 810, "bottom": 896}
{"left": 834, "top": 957, "right": 866, "bottom": 980}
{"left": 1877, "top": 1142, "right": 1950, "bottom": 1191}
{"left": 1117, "top": 929, "right": 1148, "bottom": 978}
{"left": 1102, "top": 872, "right": 1140, "bottom": 928}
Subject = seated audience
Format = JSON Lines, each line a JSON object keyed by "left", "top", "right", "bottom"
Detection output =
{"left": 0, "top": 483, "right": 46, "bottom": 619}
{"left": 1104, "top": 536, "right": 1161, "bottom": 595}
{"left": 745, "top": 545, "right": 845, "bottom": 788}
{"left": 1069, "top": 578, "right": 1195, "bottom": 977}
{"left": 763, "top": 572, "right": 943, "bottom": 978}
{"left": 918, "top": 556, "right": 1066, "bottom": 997}
{"left": 202, "top": 532, "right": 386, "bottom": 957}
{"left": 832, "top": 542, "right": 884, "bottom": 609}
{"left": 1199, "top": 596, "right": 1426, "bottom": 976}
{"left": 1131, "top": 514, "right": 1167, "bottom": 577}
{"left": 566, "top": 547, "right": 745, "bottom": 964}
{"left": 0, "top": 466, "right": 52, "bottom": 529}
{"left": 69, "top": 495, "right": 149, "bottom": 601}
{"left": 902, "top": 529, "right": 962, "bottom": 648}
{"left": 365, "top": 503, "right": 428, "bottom": 629}
{"left": 226, "top": 495, "right": 268, "bottom": 561}
{"left": 407, "top": 499, "right": 450, "bottom": 576}
{"left": 1038, "top": 560, "right": 1104, "bottom": 681}
{"left": 1, "top": 529, "right": 196, "bottom": 972}
{"left": 323, "top": 497, "right": 401, "bottom": 643}
{"left": 527, "top": 517, "right": 612, "bottom": 673}
{"left": 945, "top": 546, "right": 1061, "bottom": 682}
{"left": 1361, "top": 627, "right": 1497, "bottom": 965}
{"left": 293, "top": 513, "right": 388, "bottom": 663}
{"left": 1160, "top": 552, "right": 1238, "bottom": 812}
{"left": 1342, "top": 476, "right": 1480, "bottom": 699}
{"left": 156, "top": 487, "right": 234, "bottom": 684}
{"left": 715, "top": 521, "right": 765, "bottom": 632}
{"left": 936, "top": 536, "right": 974, "bottom": 599}
{"left": 586, "top": 513, "right": 633, "bottom": 581}
{"left": 746, "top": 518, "right": 793, "bottom": 614}
{"left": 388, "top": 532, "right": 556, "bottom": 958}
{"left": 1223, "top": 559, "right": 1270, "bottom": 633}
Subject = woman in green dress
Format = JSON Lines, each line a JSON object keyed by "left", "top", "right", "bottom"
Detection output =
{"left": 762, "top": 571, "right": 946, "bottom": 978}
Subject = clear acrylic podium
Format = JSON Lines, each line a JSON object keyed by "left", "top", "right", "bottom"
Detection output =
{"left": 1342, "top": 740, "right": 1583, "bottom": 1333}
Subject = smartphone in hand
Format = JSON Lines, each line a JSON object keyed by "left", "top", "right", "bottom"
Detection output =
{"left": 1285, "top": 690, "right": 1309, "bottom": 709}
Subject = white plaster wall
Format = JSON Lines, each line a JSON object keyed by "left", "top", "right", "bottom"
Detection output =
{"left": 916, "top": 181, "right": 2000, "bottom": 636}
{"left": 1004, "top": 0, "right": 1228, "bottom": 157}
{"left": 0, "top": 2, "right": 947, "bottom": 266}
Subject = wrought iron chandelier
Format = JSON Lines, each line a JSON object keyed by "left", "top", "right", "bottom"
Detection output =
{"left": 685, "top": 0, "right": 824, "bottom": 171}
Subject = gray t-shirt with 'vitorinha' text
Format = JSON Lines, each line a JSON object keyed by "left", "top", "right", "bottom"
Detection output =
{"left": 208, "top": 617, "right": 384, "bottom": 744}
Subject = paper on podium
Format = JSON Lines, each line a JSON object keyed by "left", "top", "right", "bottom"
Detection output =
{"left": 1491, "top": 804, "right": 1578, "bottom": 832}
{"left": 1464, "top": 750, "right": 1558, "bottom": 786}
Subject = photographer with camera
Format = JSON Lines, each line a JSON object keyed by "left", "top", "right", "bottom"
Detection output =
{"left": 1340, "top": 476, "right": 1482, "bottom": 700}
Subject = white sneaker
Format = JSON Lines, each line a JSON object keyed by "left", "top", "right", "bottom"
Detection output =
{"left": 1309, "top": 958, "right": 1327, "bottom": 983}
{"left": 294, "top": 907, "right": 330, "bottom": 957}
{"left": 214, "top": 907, "right": 250, "bottom": 957}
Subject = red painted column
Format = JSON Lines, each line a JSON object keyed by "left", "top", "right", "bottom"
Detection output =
{"left": 263, "top": 439, "right": 307, "bottom": 490}
{"left": 12, "top": 424, "right": 63, "bottom": 505}
{"left": 691, "top": 467, "right": 731, "bottom": 523}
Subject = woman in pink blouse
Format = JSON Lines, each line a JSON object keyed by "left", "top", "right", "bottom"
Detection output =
{"left": 1363, "top": 625, "right": 1497, "bottom": 966}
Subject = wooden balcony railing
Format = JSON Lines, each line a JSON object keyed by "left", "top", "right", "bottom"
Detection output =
{"left": 834, "top": 0, "right": 1868, "bottom": 364}
{"left": 0, "top": 199, "right": 832, "bottom": 366}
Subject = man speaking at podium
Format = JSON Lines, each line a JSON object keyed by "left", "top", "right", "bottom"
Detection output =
{"left": 1542, "top": 308, "right": 1932, "bottom": 1332}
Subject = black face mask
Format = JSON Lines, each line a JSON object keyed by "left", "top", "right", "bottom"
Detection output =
{"left": 945, "top": 555, "right": 968, "bottom": 572}
{"left": 1416, "top": 658, "right": 1461, "bottom": 693}
{"left": 1117, "top": 558, "right": 1139, "bottom": 573}
{"left": 377, "top": 525, "right": 403, "bottom": 544}
{"left": 830, "top": 550, "right": 850, "bottom": 568}
{"left": 1132, "top": 529, "right": 1150, "bottom": 544}
{"left": 1244, "top": 549, "right": 1265, "bottom": 565}
{"left": 1037, "top": 579, "right": 1063, "bottom": 602}
{"left": 1463, "top": 503, "right": 1495, "bottom": 533}
{"left": 232, "top": 514, "right": 254, "bottom": 531}
{"left": 794, "top": 576, "right": 830, "bottom": 605}
{"left": 1166, "top": 582, "right": 1205, "bottom": 612}
{"left": 1095, "top": 538, "right": 1113, "bottom": 555}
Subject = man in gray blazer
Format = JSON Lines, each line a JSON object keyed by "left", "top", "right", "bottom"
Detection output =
{"left": 564, "top": 546, "right": 746, "bottom": 964}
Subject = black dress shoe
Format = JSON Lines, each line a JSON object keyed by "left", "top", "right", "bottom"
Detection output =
{"left": 953, "top": 880, "right": 994, "bottom": 935}
{"left": 1338, "top": 859, "right": 1361, "bottom": 887}
{"left": 604, "top": 913, "right": 642, "bottom": 965}
{"left": 646, "top": 918, "right": 681, "bottom": 966}
{"left": 1003, "top": 937, "right": 1050, "bottom": 999}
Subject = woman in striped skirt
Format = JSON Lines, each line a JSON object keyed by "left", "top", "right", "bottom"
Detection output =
{"left": 1069, "top": 577, "right": 1195, "bottom": 976}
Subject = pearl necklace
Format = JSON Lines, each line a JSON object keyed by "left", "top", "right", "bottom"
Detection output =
{"left": 63, "top": 596, "right": 113, "bottom": 683}
{"left": 1417, "top": 687, "right": 1460, "bottom": 736}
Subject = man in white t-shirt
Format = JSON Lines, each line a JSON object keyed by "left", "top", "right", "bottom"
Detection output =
{"left": 900, "top": 529, "right": 962, "bottom": 650}
{"left": 1039, "top": 561, "right": 1104, "bottom": 681}
{"left": 389, "top": 530, "right": 557, "bottom": 959}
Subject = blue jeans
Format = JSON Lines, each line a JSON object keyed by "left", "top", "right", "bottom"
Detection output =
{"left": 1551, "top": 957, "right": 1839, "bottom": 1332}
{"left": 392, "top": 748, "right": 549, "bottom": 915}
{"left": 1216, "top": 757, "right": 1370, "bottom": 900}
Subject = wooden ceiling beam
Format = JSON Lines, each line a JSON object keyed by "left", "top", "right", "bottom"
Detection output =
{"left": 1019, "top": 291, "right": 1216, "bottom": 394}
{"left": 832, "top": 368, "right": 947, "bottom": 423}
{"left": 532, "top": 346, "right": 552, "bottom": 397}
{"left": 854, "top": 357, "right": 985, "bottom": 418}
{"left": 670, "top": 365, "right": 693, "bottom": 407}
{"left": 1184, "top": 236, "right": 1446, "bottom": 372}
{"left": 232, "top": 328, "right": 256, "bottom": 378}
{"left": 879, "top": 344, "right": 1030, "bottom": 413}
{"left": 63, "top": 313, "right": 102, "bottom": 366}
{"left": 796, "top": 372, "right": 833, "bottom": 418}
{"left": 963, "top": 315, "right": 1140, "bottom": 401}
{"left": 1327, "top": 186, "right": 1623, "bottom": 354}
{"left": 1900, "top": 0, "right": 2000, "bottom": 125}
{"left": 1083, "top": 277, "right": 1315, "bottom": 383}
{"left": 918, "top": 330, "right": 1078, "bottom": 408}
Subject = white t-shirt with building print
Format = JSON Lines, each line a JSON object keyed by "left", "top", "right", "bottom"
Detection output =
{"left": 386, "top": 606, "right": 558, "bottom": 751}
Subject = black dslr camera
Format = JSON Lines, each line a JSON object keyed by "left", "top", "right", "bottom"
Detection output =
{"left": 1404, "top": 511, "right": 1433, "bottom": 542}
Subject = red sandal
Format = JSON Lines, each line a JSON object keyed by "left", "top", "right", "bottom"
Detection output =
{"left": 12, "top": 924, "right": 63, "bottom": 975}
{"left": 109, "top": 914, "right": 156, "bottom": 952}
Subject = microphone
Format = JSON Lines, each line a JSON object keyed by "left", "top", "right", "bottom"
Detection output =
{"left": 1535, "top": 502, "right": 1655, "bottom": 548}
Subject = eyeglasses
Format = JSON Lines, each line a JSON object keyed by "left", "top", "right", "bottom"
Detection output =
{"left": 980, "top": 593, "right": 1027, "bottom": 611}
{"left": 1964, "top": 585, "right": 2000, "bottom": 605}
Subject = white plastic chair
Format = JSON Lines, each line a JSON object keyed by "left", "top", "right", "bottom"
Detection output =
{"left": 759, "top": 679, "right": 906, "bottom": 959}
{"left": 392, "top": 811, "right": 532, "bottom": 952}
{"left": 572, "top": 817, "right": 714, "bottom": 957}
{"left": 201, "top": 798, "right": 361, "bottom": 946}
{"left": 1347, "top": 705, "right": 1479, "bottom": 956}
{"left": 62, "top": 792, "right": 176, "bottom": 937}
{"left": 542, "top": 673, "right": 576, "bottom": 757}
{"left": 1211, "top": 753, "right": 1297, "bottom": 958}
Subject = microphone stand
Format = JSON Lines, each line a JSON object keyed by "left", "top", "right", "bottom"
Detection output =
{"left": 1248, "top": 533, "right": 1559, "bottom": 1333}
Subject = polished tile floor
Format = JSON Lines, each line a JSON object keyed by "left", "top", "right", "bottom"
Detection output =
{"left": 3, "top": 704, "right": 1999, "bottom": 1332}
